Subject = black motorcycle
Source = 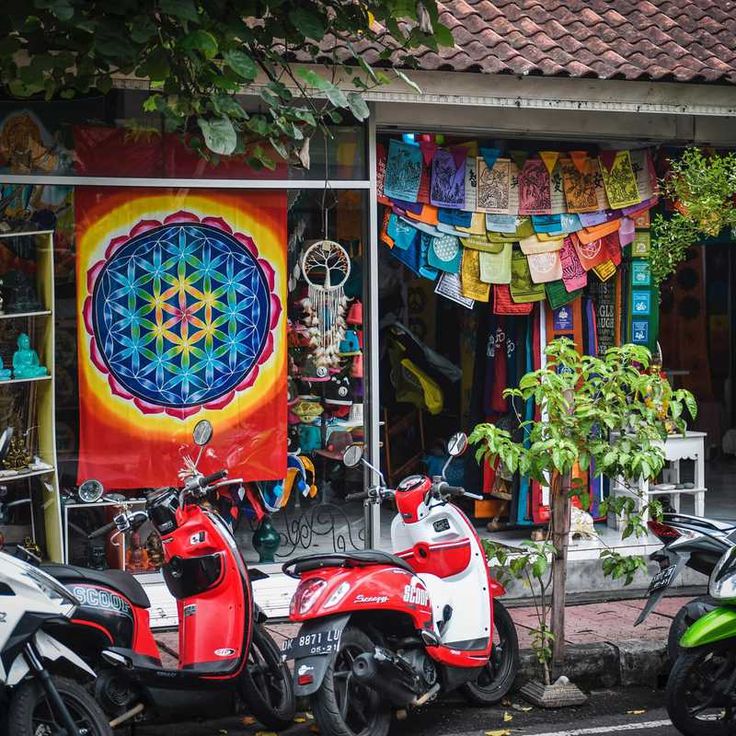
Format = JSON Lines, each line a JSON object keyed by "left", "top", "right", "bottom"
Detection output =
{"left": 637, "top": 513, "right": 736, "bottom": 659}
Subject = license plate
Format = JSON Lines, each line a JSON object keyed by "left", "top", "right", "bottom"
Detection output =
{"left": 648, "top": 564, "right": 676, "bottom": 594}
{"left": 280, "top": 627, "right": 343, "bottom": 660}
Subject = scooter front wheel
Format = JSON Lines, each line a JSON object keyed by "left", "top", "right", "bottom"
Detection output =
{"left": 312, "top": 626, "right": 391, "bottom": 736}
{"left": 240, "top": 623, "right": 296, "bottom": 730}
{"left": 461, "top": 599, "right": 519, "bottom": 706}
{"left": 667, "top": 642, "right": 736, "bottom": 736}
{"left": 8, "top": 675, "right": 112, "bottom": 736}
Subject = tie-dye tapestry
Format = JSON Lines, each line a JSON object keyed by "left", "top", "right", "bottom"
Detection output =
{"left": 76, "top": 188, "right": 287, "bottom": 488}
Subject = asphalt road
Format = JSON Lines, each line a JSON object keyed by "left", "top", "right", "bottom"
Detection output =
{"left": 132, "top": 686, "right": 682, "bottom": 736}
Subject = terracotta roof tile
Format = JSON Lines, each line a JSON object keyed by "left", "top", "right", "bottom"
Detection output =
{"left": 313, "top": 0, "right": 736, "bottom": 84}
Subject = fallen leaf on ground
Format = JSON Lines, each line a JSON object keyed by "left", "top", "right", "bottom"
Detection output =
{"left": 293, "top": 716, "right": 307, "bottom": 723}
{"left": 511, "top": 703, "right": 532, "bottom": 712}
{"left": 255, "top": 732, "right": 277, "bottom": 736}
{"left": 241, "top": 716, "right": 256, "bottom": 725}
{"left": 484, "top": 730, "right": 511, "bottom": 736}
{"left": 627, "top": 710, "right": 646, "bottom": 715}
{"left": 309, "top": 725, "right": 320, "bottom": 734}
{"left": 503, "top": 712, "right": 513, "bottom": 722}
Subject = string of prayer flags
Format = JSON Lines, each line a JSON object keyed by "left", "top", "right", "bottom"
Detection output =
{"left": 379, "top": 137, "right": 658, "bottom": 311}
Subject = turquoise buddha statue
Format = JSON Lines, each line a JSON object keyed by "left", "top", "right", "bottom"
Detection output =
{"left": 0, "top": 355, "right": 10, "bottom": 381}
{"left": 13, "top": 333, "right": 48, "bottom": 379}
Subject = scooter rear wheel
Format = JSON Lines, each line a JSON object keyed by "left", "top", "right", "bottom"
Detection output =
{"left": 312, "top": 626, "right": 391, "bottom": 736}
{"left": 240, "top": 623, "right": 296, "bottom": 730}
{"left": 461, "top": 599, "right": 519, "bottom": 706}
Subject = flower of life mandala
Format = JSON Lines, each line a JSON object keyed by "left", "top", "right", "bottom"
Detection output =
{"left": 86, "top": 211, "right": 279, "bottom": 414}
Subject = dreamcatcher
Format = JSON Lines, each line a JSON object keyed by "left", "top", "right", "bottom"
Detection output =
{"left": 301, "top": 239, "right": 350, "bottom": 370}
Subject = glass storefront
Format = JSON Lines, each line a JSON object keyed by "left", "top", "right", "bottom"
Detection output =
{"left": 0, "top": 94, "right": 371, "bottom": 597}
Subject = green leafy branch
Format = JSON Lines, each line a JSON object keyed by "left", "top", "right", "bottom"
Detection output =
{"left": 650, "top": 147, "right": 736, "bottom": 288}
{"left": 472, "top": 338, "right": 697, "bottom": 673}
{"left": 485, "top": 539, "right": 556, "bottom": 685}
{"left": 0, "top": 0, "right": 450, "bottom": 165}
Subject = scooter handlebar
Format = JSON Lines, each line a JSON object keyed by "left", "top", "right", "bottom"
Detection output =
{"left": 200, "top": 469, "right": 227, "bottom": 487}
{"left": 346, "top": 490, "right": 370, "bottom": 502}
{"left": 89, "top": 520, "right": 117, "bottom": 539}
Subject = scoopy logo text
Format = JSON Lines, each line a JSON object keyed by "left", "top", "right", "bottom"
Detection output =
{"left": 403, "top": 581, "right": 429, "bottom": 607}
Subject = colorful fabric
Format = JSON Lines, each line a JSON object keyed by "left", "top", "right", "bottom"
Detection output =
{"left": 510, "top": 249, "right": 546, "bottom": 302}
{"left": 76, "top": 188, "right": 287, "bottom": 487}
{"left": 430, "top": 148, "right": 466, "bottom": 209}
{"left": 545, "top": 280, "right": 582, "bottom": 309}
{"left": 518, "top": 158, "right": 552, "bottom": 215}
{"left": 599, "top": 150, "right": 640, "bottom": 209}
{"left": 427, "top": 234, "right": 462, "bottom": 273}
{"left": 478, "top": 243, "right": 512, "bottom": 284}
{"left": 460, "top": 248, "right": 491, "bottom": 301}
{"left": 384, "top": 139, "right": 423, "bottom": 201}
{"left": 527, "top": 251, "right": 563, "bottom": 283}
{"left": 476, "top": 158, "right": 512, "bottom": 214}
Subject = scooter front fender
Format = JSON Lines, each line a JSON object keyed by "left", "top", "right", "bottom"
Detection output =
{"left": 6, "top": 630, "right": 97, "bottom": 687}
{"left": 680, "top": 606, "right": 736, "bottom": 649}
{"left": 288, "top": 614, "right": 351, "bottom": 697}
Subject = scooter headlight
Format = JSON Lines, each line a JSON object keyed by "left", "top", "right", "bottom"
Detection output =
{"left": 23, "top": 567, "right": 79, "bottom": 610}
{"left": 710, "top": 547, "right": 736, "bottom": 601}
{"left": 291, "top": 578, "right": 327, "bottom": 616}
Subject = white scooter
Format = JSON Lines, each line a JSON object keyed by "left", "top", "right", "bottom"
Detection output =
{"left": 283, "top": 433, "right": 519, "bottom": 736}
{"left": 0, "top": 548, "right": 111, "bottom": 736}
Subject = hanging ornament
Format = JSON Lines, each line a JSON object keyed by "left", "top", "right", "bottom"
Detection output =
{"left": 301, "top": 239, "right": 350, "bottom": 369}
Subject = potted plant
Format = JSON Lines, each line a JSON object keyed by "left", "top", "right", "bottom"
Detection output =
{"left": 470, "top": 338, "right": 696, "bottom": 705}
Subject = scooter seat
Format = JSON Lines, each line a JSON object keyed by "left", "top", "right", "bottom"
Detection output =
{"left": 42, "top": 564, "right": 151, "bottom": 609}
{"left": 284, "top": 550, "right": 415, "bottom": 576}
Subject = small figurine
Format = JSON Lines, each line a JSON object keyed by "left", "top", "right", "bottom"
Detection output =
{"left": 22, "top": 536, "right": 43, "bottom": 559}
{"left": 146, "top": 531, "right": 164, "bottom": 569}
{"left": 3, "top": 432, "right": 31, "bottom": 470}
{"left": 0, "top": 356, "right": 11, "bottom": 381}
{"left": 126, "top": 531, "right": 151, "bottom": 572}
{"left": 13, "top": 333, "right": 48, "bottom": 379}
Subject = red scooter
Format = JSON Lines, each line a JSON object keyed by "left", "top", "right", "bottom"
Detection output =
{"left": 42, "top": 420, "right": 295, "bottom": 731}
{"left": 282, "top": 433, "right": 519, "bottom": 736}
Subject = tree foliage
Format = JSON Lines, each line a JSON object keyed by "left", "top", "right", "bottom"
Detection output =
{"left": 0, "top": 0, "right": 448, "bottom": 167}
{"left": 470, "top": 338, "right": 697, "bottom": 675}
{"left": 650, "top": 147, "right": 736, "bottom": 288}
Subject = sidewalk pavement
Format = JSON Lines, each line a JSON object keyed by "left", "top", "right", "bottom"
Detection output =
{"left": 155, "top": 595, "right": 686, "bottom": 687}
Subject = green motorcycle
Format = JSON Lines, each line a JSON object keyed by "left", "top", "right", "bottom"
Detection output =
{"left": 667, "top": 545, "right": 736, "bottom": 736}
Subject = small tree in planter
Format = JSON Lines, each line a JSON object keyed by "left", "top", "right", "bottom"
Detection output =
{"left": 470, "top": 338, "right": 696, "bottom": 703}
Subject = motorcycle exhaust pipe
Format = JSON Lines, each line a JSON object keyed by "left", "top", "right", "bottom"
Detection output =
{"left": 351, "top": 651, "right": 419, "bottom": 707}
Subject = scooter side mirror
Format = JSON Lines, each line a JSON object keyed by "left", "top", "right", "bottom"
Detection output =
{"left": 193, "top": 420, "right": 213, "bottom": 447}
{"left": 447, "top": 432, "right": 468, "bottom": 457}
{"left": 342, "top": 444, "right": 364, "bottom": 468}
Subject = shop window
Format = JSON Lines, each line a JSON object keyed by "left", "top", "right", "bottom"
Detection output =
{"left": 0, "top": 91, "right": 367, "bottom": 181}
{"left": 0, "top": 178, "right": 368, "bottom": 583}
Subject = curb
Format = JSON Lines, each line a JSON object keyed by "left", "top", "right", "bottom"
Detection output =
{"left": 516, "top": 639, "right": 669, "bottom": 690}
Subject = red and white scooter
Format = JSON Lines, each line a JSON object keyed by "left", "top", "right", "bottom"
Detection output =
{"left": 41, "top": 420, "right": 295, "bottom": 731}
{"left": 283, "top": 432, "right": 519, "bottom": 736}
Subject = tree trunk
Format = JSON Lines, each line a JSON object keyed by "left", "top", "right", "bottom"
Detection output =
{"left": 551, "top": 387, "right": 574, "bottom": 670}
{"left": 551, "top": 469, "right": 572, "bottom": 668}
